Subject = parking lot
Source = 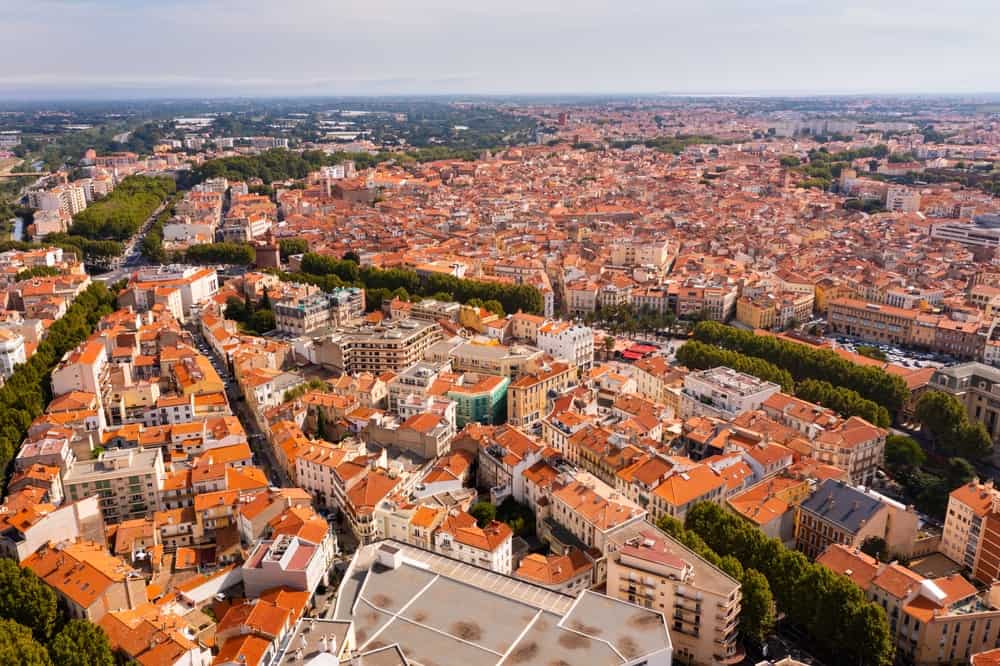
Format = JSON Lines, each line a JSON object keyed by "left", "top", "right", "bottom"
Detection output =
{"left": 827, "top": 335, "right": 949, "bottom": 369}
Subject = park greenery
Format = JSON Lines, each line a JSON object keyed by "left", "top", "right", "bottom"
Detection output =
{"left": 608, "top": 134, "right": 732, "bottom": 154}
{"left": 667, "top": 502, "right": 894, "bottom": 665}
{"left": 469, "top": 498, "right": 535, "bottom": 537}
{"left": 883, "top": 433, "right": 976, "bottom": 519}
{"left": 186, "top": 147, "right": 483, "bottom": 187}
{"left": 281, "top": 252, "right": 543, "bottom": 315}
{"left": 582, "top": 304, "right": 683, "bottom": 336}
{"left": 0, "top": 283, "right": 115, "bottom": 481}
{"left": 140, "top": 192, "right": 182, "bottom": 263}
{"left": 69, "top": 175, "right": 175, "bottom": 241}
{"left": 794, "top": 144, "right": 889, "bottom": 189}
{"left": 690, "top": 321, "right": 908, "bottom": 415}
{"left": 224, "top": 290, "right": 275, "bottom": 335}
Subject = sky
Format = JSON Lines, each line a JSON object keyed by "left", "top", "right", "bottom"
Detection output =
{"left": 2, "top": 0, "right": 999, "bottom": 98}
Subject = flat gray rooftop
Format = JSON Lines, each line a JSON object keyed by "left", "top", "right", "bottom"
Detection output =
{"left": 331, "top": 540, "right": 671, "bottom": 666}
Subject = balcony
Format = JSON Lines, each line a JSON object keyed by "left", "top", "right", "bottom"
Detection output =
{"left": 674, "top": 597, "right": 702, "bottom": 613}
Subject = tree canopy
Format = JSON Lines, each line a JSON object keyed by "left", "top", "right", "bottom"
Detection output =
{"left": 69, "top": 176, "right": 175, "bottom": 242}
{"left": 915, "top": 390, "right": 992, "bottom": 460}
{"left": 679, "top": 502, "right": 894, "bottom": 665}
{"left": 48, "top": 621, "right": 114, "bottom": 666}
{"left": 0, "top": 619, "right": 51, "bottom": 666}
{"left": 691, "top": 321, "right": 908, "bottom": 415}
{"left": 279, "top": 238, "right": 309, "bottom": 261}
{"left": 795, "top": 378, "right": 890, "bottom": 427}
{"left": 288, "top": 252, "right": 544, "bottom": 315}
{"left": 185, "top": 242, "right": 256, "bottom": 266}
{"left": 0, "top": 283, "right": 115, "bottom": 485}
{"left": 0, "top": 559, "right": 58, "bottom": 643}
{"left": 675, "top": 340, "right": 794, "bottom": 392}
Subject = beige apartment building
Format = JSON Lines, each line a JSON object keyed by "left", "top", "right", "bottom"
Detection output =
{"left": 62, "top": 447, "right": 165, "bottom": 524}
{"left": 429, "top": 339, "right": 544, "bottom": 379}
{"left": 319, "top": 319, "right": 441, "bottom": 374}
{"left": 607, "top": 523, "right": 743, "bottom": 666}
{"left": 827, "top": 297, "right": 917, "bottom": 346}
{"left": 507, "top": 361, "right": 575, "bottom": 427}
{"left": 820, "top": 544, "right": 1000, "bottom": 666}
{"left": 941, "top": 479, "right": 995, "bottom": 571}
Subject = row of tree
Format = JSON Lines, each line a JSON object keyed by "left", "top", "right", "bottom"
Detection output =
{"left": 187, "top": 147, "right": 482, "bottom": 187}
{"left": 0, "top": 283, "right": 115, "bottom": 482}
{"left": 794, "top": 378, "right": 891, "bottom": 428}
{"left": 41, "top": 234, "right": 122, "bottom": 260}
{"left": 294, "top": 252, "right": 544, "bottom": 315}
{"left": 676, "top": 341, "right": 891, "bottom": 427}
{"left": 14, "top": 266, "right": 62, "bottom": 282}
{"left": 184, "top": 242, "right": 256, "bottom": 266}
{"left": 140, "top": 192, "right": 182, "bottom": 264}
{"left": 0, "top": 559, "right": 114, "bottom": 665}
{"left": 691, "top": 321, "right": 908, "bottom": 415}
{"left": 680, "top": 502, "right": 895, "bottom": 665}
{"left": 676, "top": 340, "right": 795, "bottom": 391}
{"left": 68, "top": 176, "right": 175, "bottom": 241}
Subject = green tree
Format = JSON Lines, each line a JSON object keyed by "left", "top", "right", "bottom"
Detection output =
{"left": 68, "top": 175, "right": 175, "bottom": 242}
{"left": 469, "top": 501, "right": 497, "bottom": 527}
{"left": 956, "top": 422, "right": 992, "bottom": 460}
{"left": 856, "top": 345, "right": 887, "bottom": 361}
{"left": 860, "top": 536, "right": 888, "bottom": 561}
{"left": 681, "top": 501, "right": 894, "bottom": 665}
{"left": 343, "top": 250, "right": 361, "bottom": 264}
{"left": 0, "top": 619, "right": 51, "bottom": 666}
{"left": 259, "top": 286, "right": 271, "bottom": 311}
{"left": 884, "top": 434, "right": 926, "bottom": 476}
{"left": 675, "top": 340, "right": 795, "bottom": 392}
{"left": 316, "top": 408, "right": 328, "bottom": 440}
{"left": 248, "top": 309, "right": 275, "bottom": 334}
{"left": 224, "top": 296, "right": 248, "bottom": 323}
{"left": 946, "top": 457, "right": 977, "bottom": 487}
{"left": 915, "top": 390, "right": 966, "bottom": 443}
{"left": 915, "top": 391, "right": 992, "bottom": 459}
{"left": 739, "top": 569, "right": 775, "bottom": 643}
{"left": 483, "top": 299, "right": 505, "bottom": 317}
{"left": 48, "top": 620, "right": 114, "bottom": 666}
{"left": 279, "top": 238, "right": 309, "bottom": 260}
{"left": 15, "top": 266, "right": 62, "bottom": 281}
{"left": 795, "top": 379, "right": 890, "bottom": 427}
{"left": 692, "top": 321, "right": 907, "bottom": 414}
{"left": 185, "top": 242, "right": 255, "bottom": 265}
{"left": 0, "top": 547, "right": 58, "bottom": 642}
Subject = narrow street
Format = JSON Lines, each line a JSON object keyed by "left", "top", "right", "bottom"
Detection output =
{"left": 184, "top": 321, "right": 290, "bottom": 487}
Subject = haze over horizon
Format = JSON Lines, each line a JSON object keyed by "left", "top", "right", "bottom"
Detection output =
{"left": 4, "top": 0, "right": 999, "bottom": 99}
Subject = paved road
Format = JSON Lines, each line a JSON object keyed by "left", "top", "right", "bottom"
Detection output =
{"left": 184, "top": 322, "right": 289, "bottom": 487}
{"left": 92, "top": 199, "right": 169, "bottom": 282}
